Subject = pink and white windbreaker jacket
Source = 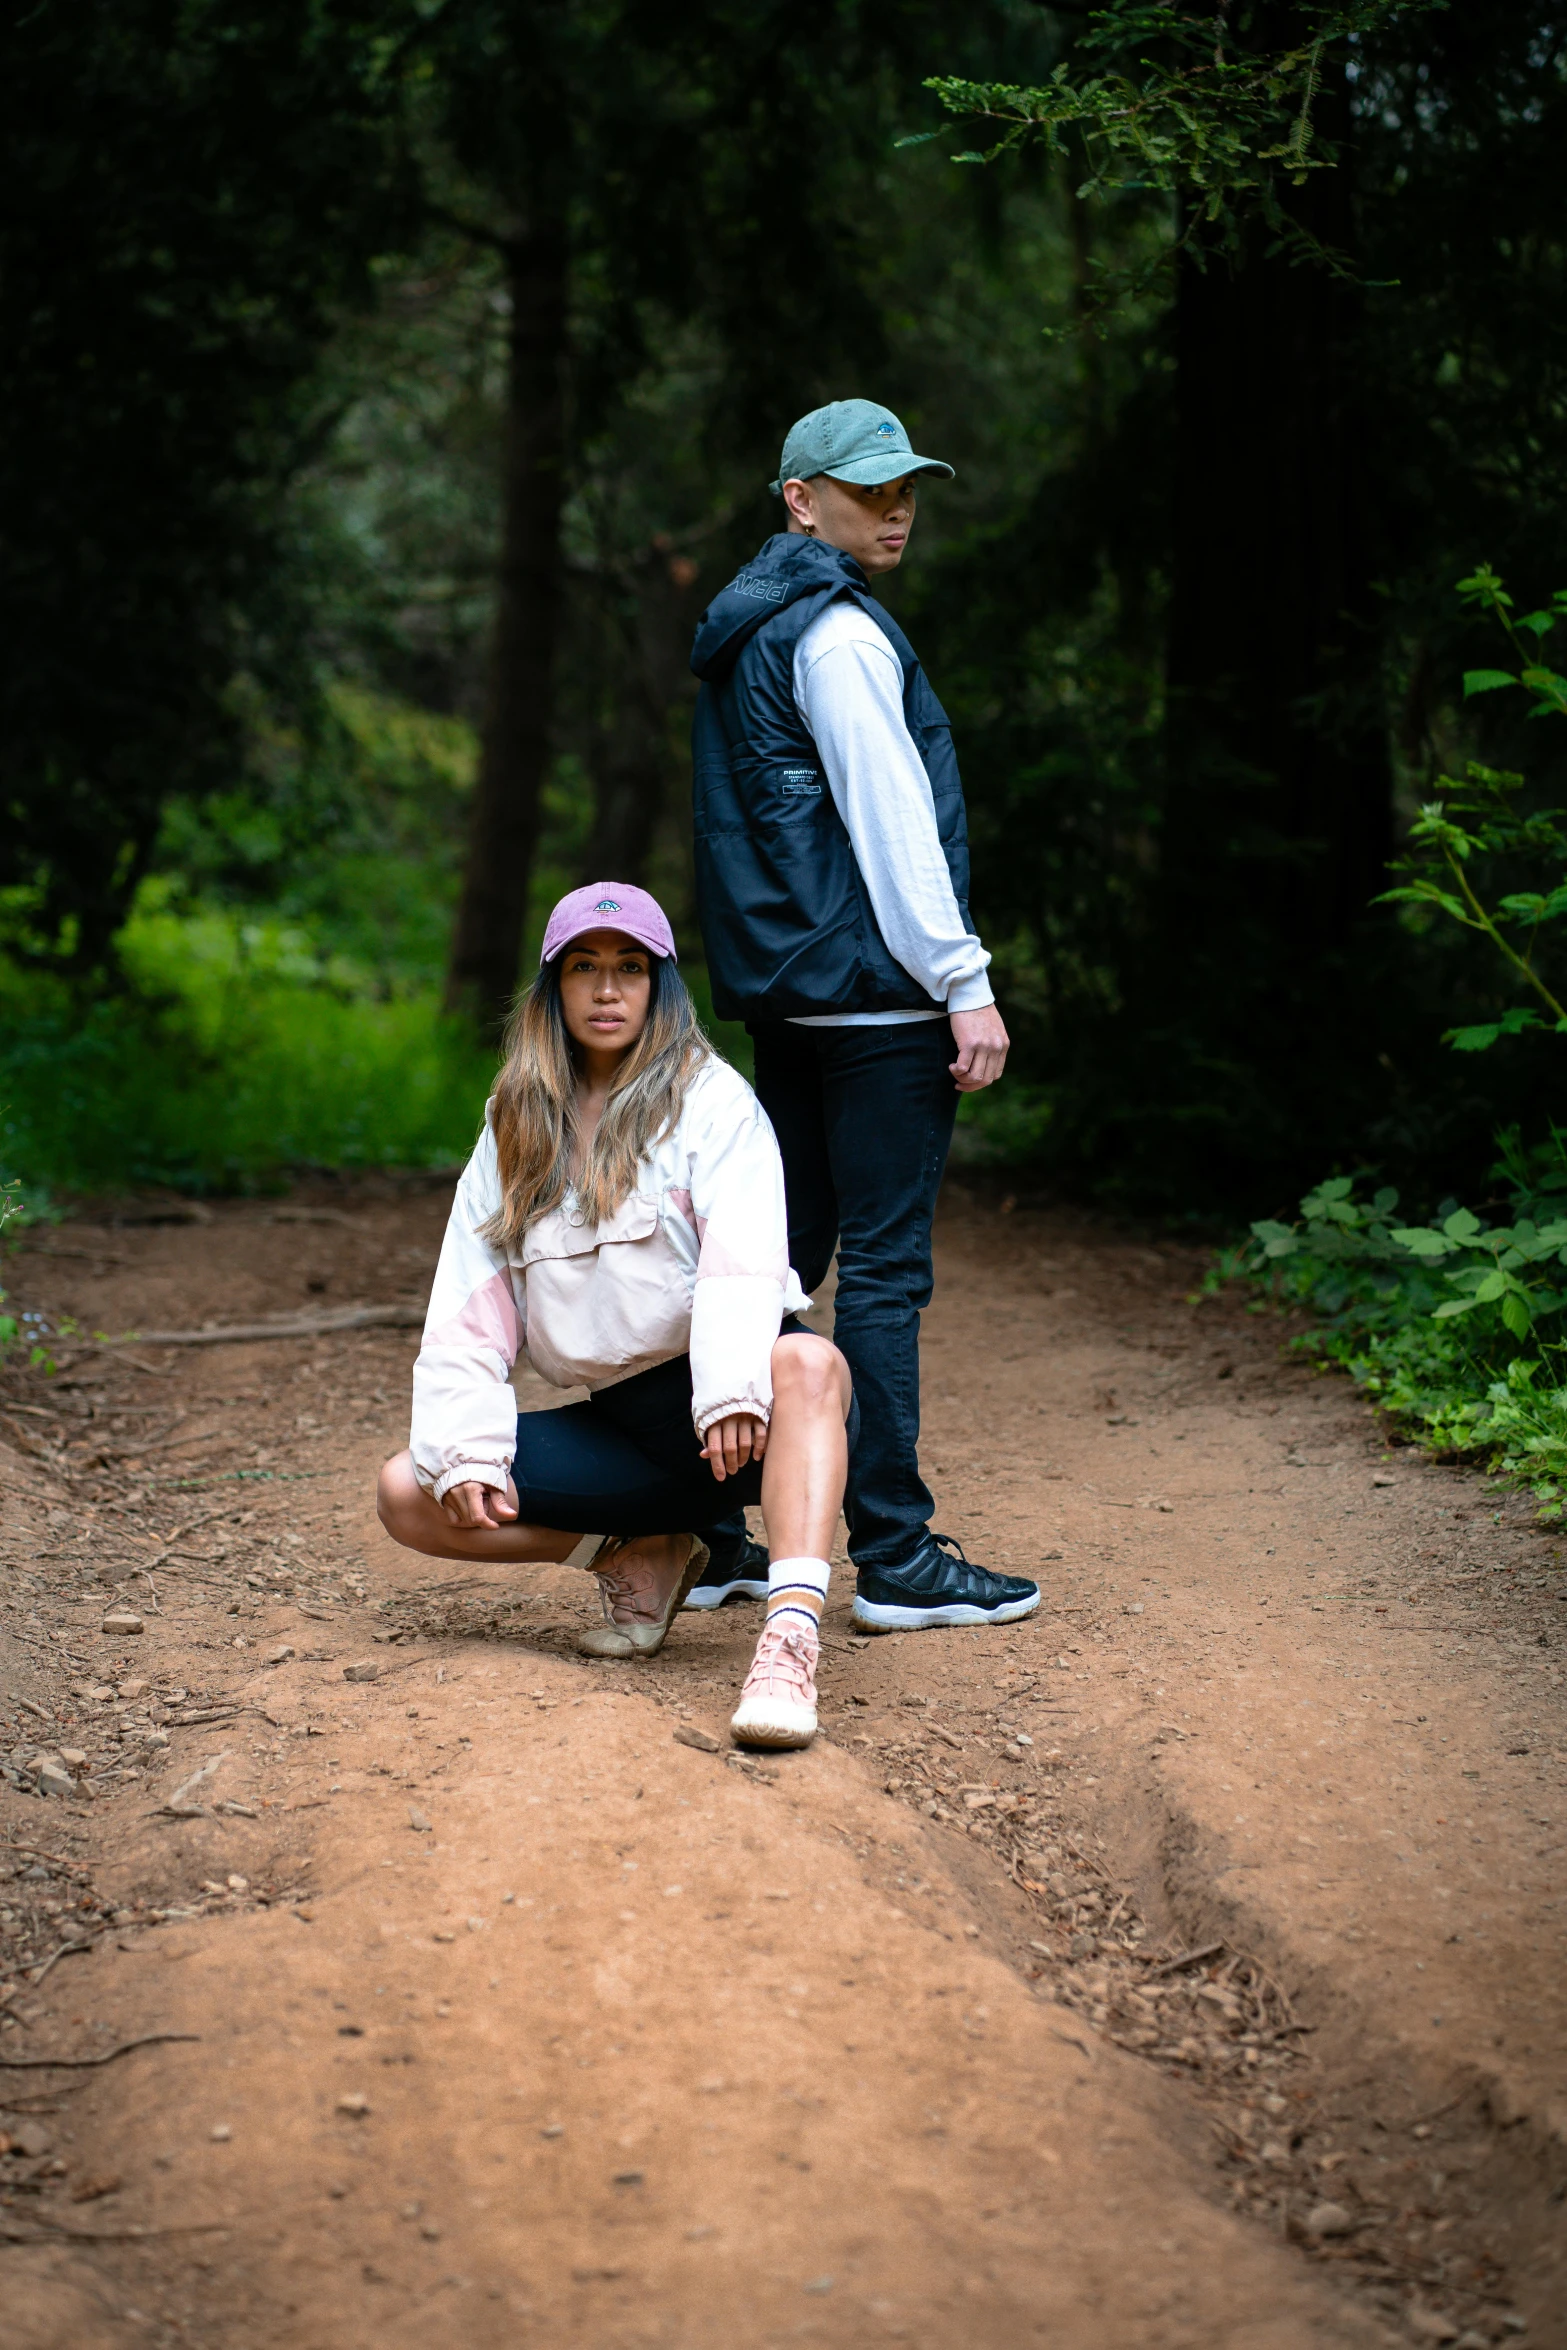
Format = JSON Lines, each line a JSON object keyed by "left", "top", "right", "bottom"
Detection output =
{"left": 409, "top": 1054, "right": 811, "bottom": 1502}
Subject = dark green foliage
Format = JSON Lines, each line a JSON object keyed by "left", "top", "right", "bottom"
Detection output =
{"left": 9, "top": 0, "right": 1567, "bottom": 1217}
{"left": 923, "top": 1, "right": 1432, "bottom": 289}
{"left": 905, "top": 1, "right": 1567, "bottom": 1212}
{"left": 0, "top": 0, "right": 413, "bottom": 966}
{"left": 0, "top": 910, "right": 496, "bottom": 1197}
{"left": 1378, "top": 566, "right": 1567, "bottom": 1049}
{"left": 1216, "top": 1154, "right": 1567, "bottom": 1514}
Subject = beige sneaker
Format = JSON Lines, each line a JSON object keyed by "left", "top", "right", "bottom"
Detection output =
{"left": 729, "top": 1623, "right": 819, "bottom": 1749}
{"left": 576, "top": 1534, "right": 710, "bottom": 1659}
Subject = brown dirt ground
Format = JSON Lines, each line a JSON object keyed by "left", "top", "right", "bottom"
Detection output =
{"left": 1, "top": 1180, "right": 1564, "bottom": 2350}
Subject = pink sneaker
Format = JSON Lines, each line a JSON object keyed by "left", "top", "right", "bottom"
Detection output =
{"left": 730, "top": 1623, "right": 818, "bottom": 1749}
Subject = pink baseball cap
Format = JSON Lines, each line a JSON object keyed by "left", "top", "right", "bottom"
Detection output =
{"left": 540, "top": 881, "right": 678, "bottom": 967}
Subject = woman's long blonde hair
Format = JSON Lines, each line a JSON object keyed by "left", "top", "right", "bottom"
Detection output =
{"left": 480, "top": 950, "right": 709, "bottom": 1250}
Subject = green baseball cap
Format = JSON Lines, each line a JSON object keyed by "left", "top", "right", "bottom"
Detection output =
{"left": 769, "top": 398, "right": 955, "bottom": 495}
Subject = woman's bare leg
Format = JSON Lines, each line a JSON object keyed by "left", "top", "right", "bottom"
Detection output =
{"left": 376, "top": 1451, "right": 579, "bottom": 1565}
{"left": 758, "top": 1334, "right": 851, "bottom": 1560}
{"left": 375, "top": 1454, "right": 697, "bottom": 1656}
{"left": 730, "top": 1335, "right": 851, "bottom": 1749}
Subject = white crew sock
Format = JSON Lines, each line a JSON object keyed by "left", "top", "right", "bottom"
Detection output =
{"left": 766, "top": 1555, "right": 831, "bottom": 1641}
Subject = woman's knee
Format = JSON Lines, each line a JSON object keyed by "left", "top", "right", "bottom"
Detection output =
{"left": 771, "top": 1333, "right": 851, "bottom": 1416}
{"left": 376, "top": 1450, "right": 424, "bottom": 1541}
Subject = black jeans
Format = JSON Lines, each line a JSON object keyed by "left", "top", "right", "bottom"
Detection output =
{"left": 751, "top": 1017, "right": 958, "bottom": 1573}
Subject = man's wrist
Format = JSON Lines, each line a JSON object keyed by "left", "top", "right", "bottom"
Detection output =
{"left": 947, "top": 977, "right": 996, "bottom": 1015}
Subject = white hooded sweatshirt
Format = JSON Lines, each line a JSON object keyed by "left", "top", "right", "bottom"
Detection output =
{"left": 409, "top": 1054, "right": 810, "bottom": 1503}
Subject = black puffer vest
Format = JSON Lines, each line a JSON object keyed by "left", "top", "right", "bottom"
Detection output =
{"left": 689, "top": 533, "right": 974, "bottom": 1021}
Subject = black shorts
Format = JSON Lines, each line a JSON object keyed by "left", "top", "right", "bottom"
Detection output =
{"left": 511, "top": 1321, "right": 855, "bottom": 1536}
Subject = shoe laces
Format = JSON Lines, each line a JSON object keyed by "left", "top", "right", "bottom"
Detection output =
{"left": 741, "top": 1623, "right": 817, "bottom": 1705}
{"left": 592, "top": 1540, "right": 671, "bottom": 1626}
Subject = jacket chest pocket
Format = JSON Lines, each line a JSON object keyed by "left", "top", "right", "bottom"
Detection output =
{"left": 518, "top": 1193, "right": 692, "bottom": 1387}
{"left": 735, "top": 756, "right": 828, "bottom": 828}
{"left": 777, "top": 764, "right": 824, "bottom": 810}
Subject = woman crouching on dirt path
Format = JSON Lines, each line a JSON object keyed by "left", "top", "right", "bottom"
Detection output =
{"left": 377, "top": 882, "right": 854, "bottom": 1749}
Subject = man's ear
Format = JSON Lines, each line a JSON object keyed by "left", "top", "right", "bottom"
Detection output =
{"left": 781, "top": 477, "right": 816, "bottom": 534}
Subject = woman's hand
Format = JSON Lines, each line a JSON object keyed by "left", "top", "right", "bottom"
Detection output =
{"left": 439, "top": 1477, "right": 520, "bottom": 1530}
{"left": 702, "top": 1413, "right": 768, "bottom": 1481}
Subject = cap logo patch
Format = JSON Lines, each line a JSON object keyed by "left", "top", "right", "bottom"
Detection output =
{"left": 875, "top": 420, "right": 898, "bottom": 437}
{"left": 594, "top": 898, "right": 622, "bottom": 912}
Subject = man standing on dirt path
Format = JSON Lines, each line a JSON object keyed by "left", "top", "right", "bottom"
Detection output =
{"left": 687, "top": 399, "right": 1040, "bottom": 1633}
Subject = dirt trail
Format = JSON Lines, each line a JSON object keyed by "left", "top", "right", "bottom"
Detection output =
{"left": 1, "top": 1186, "right": 1563, "bottom": 2350}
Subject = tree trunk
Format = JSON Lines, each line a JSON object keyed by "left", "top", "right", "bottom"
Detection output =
{"left": 445, "top": 217, "right": 568, "bottom": 1031}
{"left": 582, "top": 548, "right": 705, "bottom": 885}
{"left": 586, "top": 726, "right": 665, "bottom": 883}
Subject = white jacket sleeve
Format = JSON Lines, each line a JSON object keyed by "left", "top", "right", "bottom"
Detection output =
{"left": 683, "top": 1065, "right": 805, "bottom": 1438}
{"left": 409, "top": 1123, "right": 522, "bottom": 1501}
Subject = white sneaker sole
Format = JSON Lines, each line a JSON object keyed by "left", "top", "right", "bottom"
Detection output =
{"left": 851, "top": 1589, "right": 1041, "bottom": 1631}
{"left": 682, "top": 1578, "right": 769, "bottom": 1611}
{"left": 729, "top": 1699, "right": 817, "bottom": 1750}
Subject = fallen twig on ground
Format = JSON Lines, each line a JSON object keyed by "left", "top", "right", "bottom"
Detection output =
{"left": 0, "top": 2031, "right": 200, "bottom": 2071}
{"left": 96, "top": 1303, "right": 425, "bottom": 1347}
{"left": 1147, "top": 1941, "right": 1226, "bottom": 1978}
{"left": 2, "top": 1844, "right": 92, "bottom": 1875}
{"left": 1, "top": 2217, "right": 229, "bottom": 2245}
{"left": 29, "top": 1939, "right": 95, "bottom": 1987}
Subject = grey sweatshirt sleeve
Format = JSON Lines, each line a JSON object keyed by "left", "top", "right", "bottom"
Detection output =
{"left": 793, "top": 602, "right": 994, "bottom": 1012}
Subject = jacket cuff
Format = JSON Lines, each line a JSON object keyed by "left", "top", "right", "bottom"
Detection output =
{"left": 692, "top": 1397, "right": 772, "bottom": 1441}
{"left": 431, "top": 1462, "right": 511, "bottom": 1504}
{"left": 946, "top": 972, "right": 996, "bottom": 1013}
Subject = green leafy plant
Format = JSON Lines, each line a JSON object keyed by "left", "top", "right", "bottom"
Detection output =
{"left": 1378, "top": 565, "right": 1567, "bottom": 1050}
{"left": 1213, "top": 563, "right": 1567, "bottom": 1515}
{"left": 1220, "top": 1168, "right": 1567, "bottom": 1515}
{"left": 1246, "top": 1174, "right": 1567, "bottom": 1340}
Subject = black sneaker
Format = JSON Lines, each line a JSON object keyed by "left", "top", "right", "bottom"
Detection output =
{"left": 852, "top": 1532, "right": 1040, "bottom": 1631}
{"left": 682, "top": 1534, "right": 770, "bottom": 1610}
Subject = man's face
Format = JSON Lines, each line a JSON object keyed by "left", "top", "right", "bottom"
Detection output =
{"left": 781, "top": 472, "right": 920, "bottom": 574}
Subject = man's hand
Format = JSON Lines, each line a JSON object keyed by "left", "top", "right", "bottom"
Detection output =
{"left": 949, "top": 1004, "right": 1009, "bottom": 1093}
{"left": 439, "top": 1477, "right": 520, "bottom": 1531}
{"left": 702, "top": 1413, "right": 769, "bottom": 1481}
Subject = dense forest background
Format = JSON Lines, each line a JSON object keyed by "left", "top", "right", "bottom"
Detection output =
{"left": 4, "top": 0, "right": 1566, "bottom": 1221}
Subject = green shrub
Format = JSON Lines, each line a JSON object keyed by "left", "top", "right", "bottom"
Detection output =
{"left": 0, "top": 899, "right": 496, "bottom": 1194}
{"left": 1379, "top": 563, "right": 1567, "bottom": 1051}
{"left": 1216, "top": 570, "right": 1567, "bottom": 1517}
{"left": 1216, "top": 1160, "right": 1567, "bottom": 1517}
{"left": 0, "top": 876, "right": 762, "bottom": 1197}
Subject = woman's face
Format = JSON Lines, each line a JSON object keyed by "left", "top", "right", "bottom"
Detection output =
{"left": 558, "top": 930, "right": 653, "bottom": 1063}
